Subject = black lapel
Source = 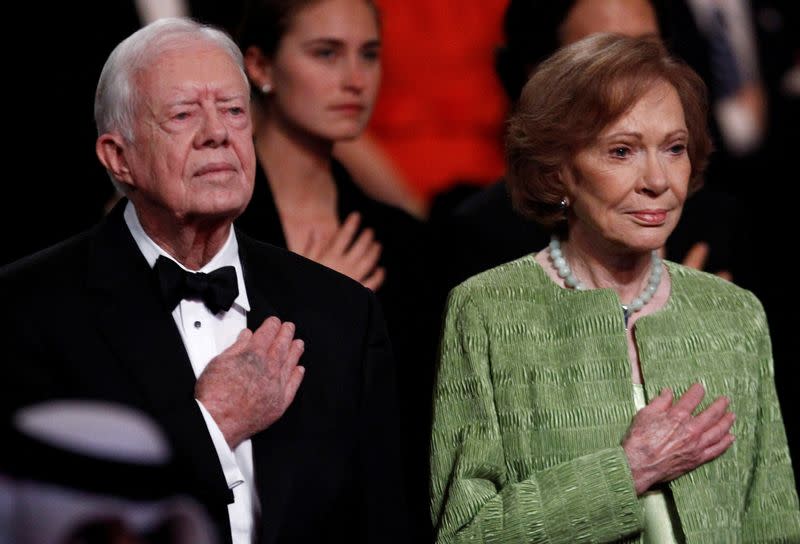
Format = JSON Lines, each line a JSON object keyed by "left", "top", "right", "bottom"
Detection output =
{"left": 86, "top": 202, "right": 232, "bottom": 510}
{"left": 238, "top": 233, "right": 313, "bottom": 544}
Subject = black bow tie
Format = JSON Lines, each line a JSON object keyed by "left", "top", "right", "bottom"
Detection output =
{"left": 153, "top": 255, "right": 239, "bottom": 315}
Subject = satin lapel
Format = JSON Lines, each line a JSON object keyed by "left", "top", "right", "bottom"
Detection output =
{"left": 238, "top": 233, "right": 308, "bottom": 544}
{"left": 86, "top": 203, "right": 231, "bottom": 507}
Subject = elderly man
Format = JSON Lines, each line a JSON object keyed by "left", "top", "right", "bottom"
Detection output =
{"left": 0, "top": 18, "right": 407, "bottom": 544}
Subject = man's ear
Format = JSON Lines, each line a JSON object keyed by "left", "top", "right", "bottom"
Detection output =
{"left": 96, "top": 133, "right": 135, "bottom": 191}
{"left": 243, "top": 45, "right": 273, "bottom": 91}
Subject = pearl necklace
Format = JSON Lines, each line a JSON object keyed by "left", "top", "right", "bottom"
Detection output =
{"left": 548, "top": 236, "right": 662, "bottom": 327}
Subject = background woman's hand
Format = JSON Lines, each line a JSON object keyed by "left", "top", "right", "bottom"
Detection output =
{"left": 661, "top": 242, "right": 733, "bottom": 281}
{"left": 622, "top": 383, "right": 736, "bottom": 495}
{"left": 301, "top": 212, "right": 385, "bottom": 291}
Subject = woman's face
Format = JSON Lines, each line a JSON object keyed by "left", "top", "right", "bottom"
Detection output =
{"left": 562, "top": 80, "right": 691, "bottom": 255}
{"left": 267, "top": 0, "right": 380, "bottom": 142}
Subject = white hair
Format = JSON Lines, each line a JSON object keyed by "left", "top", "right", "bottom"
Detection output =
{"left": 95, "top": 17, "right": 246, "bottom": 140}
{"left": 94, "top": 18, "right": 247, "bottom": 192}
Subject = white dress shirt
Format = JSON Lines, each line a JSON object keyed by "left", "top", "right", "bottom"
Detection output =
{"left": 124, "top": 202, "right": 258, "bottom": 544}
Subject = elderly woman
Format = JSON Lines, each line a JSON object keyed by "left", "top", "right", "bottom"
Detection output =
{"left": 430, "top": 34, "right": 800, "bottom": 543}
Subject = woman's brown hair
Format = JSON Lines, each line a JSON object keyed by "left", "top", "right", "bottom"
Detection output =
{"left": 506, "top": 33, "right": 712, "bottom": 228}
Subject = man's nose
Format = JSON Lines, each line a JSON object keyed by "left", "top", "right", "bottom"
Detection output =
{"left": 195, "top": 108, "right": 229, "bottom": 148}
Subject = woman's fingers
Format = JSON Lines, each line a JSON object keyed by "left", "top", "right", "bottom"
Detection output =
{"left": 362, "top": 266, "right": 386, "bottom": 291}
{"left": 697, "top": 411, "right": 736, "bottom": 450}
{"left": 623, "top": 383, "right": 737, "bottom": 495}
{"left": 301, "top": 230, "right": 321, "bottom": 259}
{"left": 670, "top": 383, "right": 706, "bottom": 422}
{"left": 682, "top": 241, "right": 709, "bottom": 271}
{"left": 329, "top": 212, "right": 361, "bottom": 254}
{"left": 690, "top": 395, "right": 730, "bottom": 433}
{"left": 701, "top": 433, "right": 736, "bottom": 463}
{"left": 300, "top": 213, "right": 384, "bottom": 289}
{"left": 646, "top": 387, "right": 674, "bottom": 412}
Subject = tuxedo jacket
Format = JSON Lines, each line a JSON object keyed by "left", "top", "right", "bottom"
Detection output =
{"left": 0, "top": 202, "right": 409, "bottom": 544}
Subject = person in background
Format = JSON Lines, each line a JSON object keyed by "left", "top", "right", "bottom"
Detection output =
{"left": 235, "top": 3, "right": 437, "bottom": 538}
{"left": 656, "top": 0, "right": 800, "bottom": 487}
{"left": 333, "top": 0, "right": 510, "bottom": 218}
{"left": 236, "top": 0, "right": 394, "bottom": 292}
{"left": 1, "top": 400, "right": 217, "bottom": 544}
{"left": 1, "top": 17, "right": 407, "bottom": 544}
{"left": 430, "top": 34, "right": 800, "bottom": 543}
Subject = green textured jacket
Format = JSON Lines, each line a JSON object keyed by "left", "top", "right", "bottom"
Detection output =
{"left": 431, "top": 257, "right": 800, "bottom": 543}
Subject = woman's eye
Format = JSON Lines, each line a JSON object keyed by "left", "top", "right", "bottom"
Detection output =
{"left": 669, "top": 144, "right": 687, "bottom": 154}
{"left": 611, "top": 147, "right": 630, "bottom": 158}
{"left": 361, "top": 48, "right": 380, "bottom": 62}
{"left": 314, "top": 48, "right": 336, "bottom": 59}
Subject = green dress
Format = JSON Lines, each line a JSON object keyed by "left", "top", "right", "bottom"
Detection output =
{"left": 430, "top": 256, "right": 800, "bottom": 543}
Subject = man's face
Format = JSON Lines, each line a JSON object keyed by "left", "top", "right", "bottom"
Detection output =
{"left": 123, "top": 43, "right": 255, "bottom": 225}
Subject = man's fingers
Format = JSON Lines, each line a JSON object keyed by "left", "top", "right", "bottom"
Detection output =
{"left": 671, "top": 383, "right": 706, "bottom": 421}
{"left": 283, "top": 366, "right": 305, "bottom": 407}
{"left": 265, "top": 321, "right": 296, "bottom": 366}
{"left": 287, "top": 338, "right": 305, "bottom": 366}
{"left": 252, "top": 316, "right": 283, "bottom": 356}
{"left": 279, "top": 339, "right": 305, "bottom": 381}
{"left": 682, "top": 242, "right": 709, "bottom": 271}
{"left": 235, "top": 328, "right": 253, "bottom": 344}
{"left": 217, "top": 328, "right": 253, "bottom": 359}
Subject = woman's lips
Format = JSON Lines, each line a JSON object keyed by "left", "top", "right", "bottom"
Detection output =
{"left": 630, "top": 210, "right": 668, "bottom": 225}
{"left": 329, "top": 103, "right": 364, "bottom": 114}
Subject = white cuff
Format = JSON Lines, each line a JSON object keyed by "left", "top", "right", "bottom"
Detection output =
{"left": 195, "top": 400, "right": 245, "bottom": 490}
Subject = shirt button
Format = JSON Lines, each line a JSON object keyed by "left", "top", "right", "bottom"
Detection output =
{"left": 194, "top": 321, "right": 202, "bottom": 329}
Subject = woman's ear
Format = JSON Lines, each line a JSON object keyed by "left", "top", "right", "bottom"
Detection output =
{"left": 244, "top": 46, "right": 273, "bottom": 92}
{"left": 96, "top": 133, "right": 135, "bottom": 191}
{"left": 557, "top": 163, "right": 576, "bottom": 198}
